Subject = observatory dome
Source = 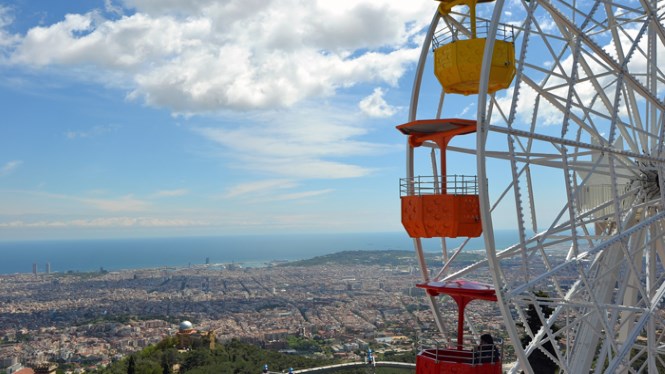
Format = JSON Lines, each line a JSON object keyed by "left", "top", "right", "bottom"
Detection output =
{"left": 179, "top": 320, "right": 193, "bottom": 331}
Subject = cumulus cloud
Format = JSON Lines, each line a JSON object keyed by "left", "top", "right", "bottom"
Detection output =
{"left": 0, "top": 6, "right": 19, "bottom": 48}
{"left": 6, "top": 0, "right": 432, "bottom": 113}
{"left": 359, "top": 87, "right": 397, "bottom": 117}
{"left": 0, "top": 160, "right": 22, "bottom": 177}
{"left": 1, "top": 0, "right": 424, "bottom": 197}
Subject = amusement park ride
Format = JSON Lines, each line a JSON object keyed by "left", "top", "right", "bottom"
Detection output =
{"left": 400, "top": 0, "right": 665, "bottom": 373}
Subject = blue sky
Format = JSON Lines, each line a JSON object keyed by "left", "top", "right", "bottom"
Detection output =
{"left": 0, "top": 0, "right": 453, "bottom": 240}
{"left": 0, "top": 1, "right": 648, "bottom": 241}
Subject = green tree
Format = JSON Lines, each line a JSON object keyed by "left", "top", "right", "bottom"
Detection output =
{"left": 181, "top": 349, "right": 213, "bottom": 371}
{"left": 135, "top": 358, "right": 162, "bottom": 374}
{"left": 520, "top": 291, "right": 559, "bottom": 374}
{"left": 161, "top": 353, "right": 172, "bottom": 374}
{"left": 127, "top": 355, "right": 136, "bottom": 374}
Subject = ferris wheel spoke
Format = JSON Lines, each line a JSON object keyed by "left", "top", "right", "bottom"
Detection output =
{"left": 540, "top": 0, "right": 665, "bottom": 112}
{"left": 456, "top": 146, "right": 620, "bottom": 172}
{"left": 518, "top": 305, "right": 577, "bottom": 371}
{"left": 622, "top": 88, "right": 649, "bottom": 153}
{"left": 605, "top": 1, "right": 647, "bottom": 15}
{"left": 521, "top": 76, "right": 609, "bottom": 147}
{"left": 637, "top": 0, "right": 665, "bottom": 46}
{"left": 441, "top": 13, "right": 471, "bottom": 39}
{"left": 560, "top": 86, "right": 660, "bottom": 154}
{"left": 506, "top": 133, "right": 531, "bottom": 283}
{"left": 443, "top": 258, "right": 490, "bottom": 282}
{"left": 475, "top": 147, "right": 639, "bottom": 181}
{"left": 522, "top": 62, "right": 569, "bottom": 80}
{"left": 434, "top": 237, "right": 473, "bottom": 280}
{"left": 517, "top": 295, "right": 649, "bottom": 314}
{"left": 607, "top": 279, "right": 665, "bottom": 372}
{"left": 489, "top": 123, "right": 665, "bottom": 163}
{"left": 504, "top": 211, "right": 665, "bottom": 299}
{"left": 488, "top": 92, "right": 511, "bottom": 125}
{"left": 530, "top": 299, "right": 569, "bottom": 367}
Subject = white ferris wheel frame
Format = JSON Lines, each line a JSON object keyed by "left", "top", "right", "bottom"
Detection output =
{"left": 406, "top": 1, "right": 665, "bottom": 373}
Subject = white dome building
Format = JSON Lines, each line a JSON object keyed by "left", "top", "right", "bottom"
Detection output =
{"left": 179, "top": 320, "right": 194, "bottom": 332}
{"left": 176, "top": 320, "right": 198, "bottom": 349}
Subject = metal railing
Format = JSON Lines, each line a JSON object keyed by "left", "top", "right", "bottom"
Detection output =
{"left": 400, "top": 175, "right": 478, "bottom": 196}
{"left": 418, "top": 337, "right": 504, "bottom": 365}
{"left": 432, "top": 19, "right": 515, "bottom": 49}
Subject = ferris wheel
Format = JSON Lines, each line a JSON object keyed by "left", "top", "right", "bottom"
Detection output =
{"left": 400, "top": 0, "right": 665, "bottom": 373}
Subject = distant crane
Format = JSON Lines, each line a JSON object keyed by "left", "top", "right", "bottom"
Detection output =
{"left": 206, "top": 327, "right": 221, "bottom": 351}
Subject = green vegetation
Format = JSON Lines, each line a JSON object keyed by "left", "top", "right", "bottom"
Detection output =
{"left": 94, "top": 337, "right": 336, "bottom": 374}
{"left": 281, "top": 250, "right": 415, "bottom": 267}
{"left": 281, "top": 250, "right": 482, "bottom": 268}
{"left": 333, "top": 370, "right": 412, "bottom": 374}
{"left": 78, "top": 313, "right": 182, "bottom": 327}
{"left": 629, "top": 348, "right": 665, "bottom": 373}
{"left": 286, "top": 336, "right": 322, "bottom": 353}
{"left": 94, "top": 336, "right": 416, "bottom": 373}
{"left": 380, "top": 349, "right": 416, "bottom": 363}
{"left": 519, "top": 290, "right": 559, "bottom": 374}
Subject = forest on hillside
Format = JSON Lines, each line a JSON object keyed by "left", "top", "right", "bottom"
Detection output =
{"left": 93, "top": 337, "right": 414, "bottom": 374}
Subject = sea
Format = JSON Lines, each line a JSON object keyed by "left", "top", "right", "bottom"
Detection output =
{"left": 0, "top": 231, "right": 520, "bottom": 275}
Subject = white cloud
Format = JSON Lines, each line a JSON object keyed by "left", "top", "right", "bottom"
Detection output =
{"left": 359, "top": 87, "right": 397, "bottom": 117}
{"left": 223, "top": 179, "right": 298, "bottom": 199}
{"left": 0, "top": 217, "right": 205, "bottom": 228}
{"left": 0, "top": 6, "right": 19, "bottom": 48}
{"left": 79, "top": 195, "right": 150, "bottom": 212}
{"left": 251, "top": 158, "right": 370, "bottom": 179}
{"left": 65, "top": 124, "right": 118, "bottom": 139}
{"left": 104, "top": 0, "right": 124, "bottom": 16}
{"left": 493, "top": 16, "right": 664, "bottom": 134}
{"left": 6, "top": 0, "right": 432, "bottom": 113}
{"left": 28, "top": 191, "right": 152, "bottom": 212}
{"left": 152, "top": 189, "right": 189, "bottom": 198}
{"left": 268, "top": 189, "right": 333, "bottom": 202}
{"left": 0, "top": 160, "right": 22, "bottom": 177}
{"left": 458, "top": 103, "right": 474, "bottom": 117}
{"left": 195, "top": 107, "right": 393, "bottom": 179}
{"left": 223, "top": 180, "right": 334, "bottom": 202}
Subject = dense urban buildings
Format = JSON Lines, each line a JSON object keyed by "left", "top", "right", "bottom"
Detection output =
{"left": 0, "top": 251, "right": 506, "bottom": 373}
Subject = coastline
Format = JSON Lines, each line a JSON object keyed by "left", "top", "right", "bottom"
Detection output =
{"left": 0, "top": 231, "right": 521, "bottom": 275}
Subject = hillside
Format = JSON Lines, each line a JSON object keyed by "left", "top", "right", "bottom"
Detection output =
{"left": 95, "top": 338, "right": 333, "bottom": 374}
{"left": 94, "top": 337, "right": 413, "bottom": 374}
{"left": 281, "top": 249, "right": 483, "bottom": 268}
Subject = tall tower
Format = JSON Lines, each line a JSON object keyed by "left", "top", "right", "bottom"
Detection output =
{"left": 45, "top": 263, "right": 51, "bottom": 274}
{"left": 32, "top": 263, "right": 37, "bottom": 276}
